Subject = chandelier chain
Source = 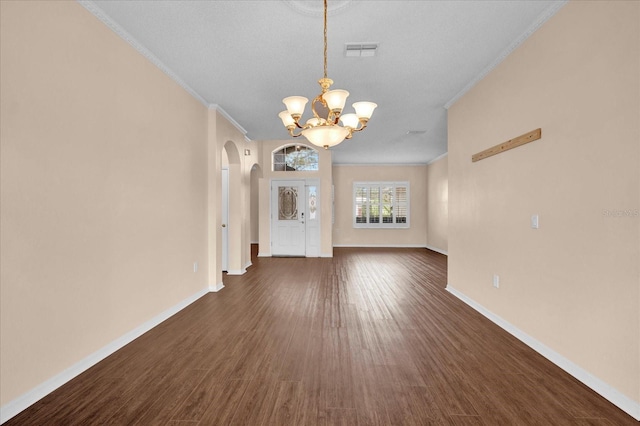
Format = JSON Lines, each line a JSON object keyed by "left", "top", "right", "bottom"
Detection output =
{"left": 279, "top": 0, "right": 376, "bottom": 149}
{"left": 323, "top": 0, "right": 328, "bottom": 79}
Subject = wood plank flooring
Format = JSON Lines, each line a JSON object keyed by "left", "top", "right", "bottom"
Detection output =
{"left": 6, "top": 247, "right": 636, "bottom": 425}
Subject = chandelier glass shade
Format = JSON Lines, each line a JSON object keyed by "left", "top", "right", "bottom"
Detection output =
{"left": 278, "top": 0, "right": 376, "bottom": 149}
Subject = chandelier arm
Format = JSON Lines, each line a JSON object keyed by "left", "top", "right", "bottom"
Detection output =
{"left": 279, "top": 0, "right": 375, "bottom": 147}
{"left": 287, "top": 127, "right": 306, "bottom": 138}
{"left": 342, "top": 119, "right": 370, "bottom": 135}
{"left": 311, "top": 94, "right": 327, "bottom": 120}
{"left": 291, "top": 116, "right": 315, "bottom": 130}
{"left": 350, "top": 122, "right": 368, "bottom": 133}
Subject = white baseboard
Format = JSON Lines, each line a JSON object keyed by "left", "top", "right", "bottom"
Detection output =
{"left": 256, "top": 252, "right": 332, "bottom": 258}
{"left": 0, "top": 287, "right": 210, "bottom": 424}
{"left": 210, "top": 282, "right": 224, "bottom": 292}
{"left": 333, "top": 244, "right": 427, "bottom": 248}
{"left": 425, "top": 245, "right": 448, "bottom": 256}
{"left": 446, "top": 285, "right": 640, "bottom": 421}
{"left": 226, "top": 269, "right": 246, "bottom": 275}
{"left": 244, "top": 261, "right": 252, "bottom": 270}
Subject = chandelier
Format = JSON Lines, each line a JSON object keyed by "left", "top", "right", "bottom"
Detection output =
{"left": 278, "top": 0, "right": 377, "bottom": 149}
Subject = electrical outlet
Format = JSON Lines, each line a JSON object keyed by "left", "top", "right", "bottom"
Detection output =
{"left": 531, "top": 214, "right": 539, "bottom": 229}
{"left": 493, "top": 274, "right": 500, "bottom": 289}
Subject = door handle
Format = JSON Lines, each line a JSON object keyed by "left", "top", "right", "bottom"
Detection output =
{"left": 222, "top": 224, "right": 226, "bottom": 227}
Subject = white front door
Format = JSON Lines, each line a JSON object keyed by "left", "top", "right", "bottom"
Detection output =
{"left": 271, "top": 180, "right": 306, "bottom": 256}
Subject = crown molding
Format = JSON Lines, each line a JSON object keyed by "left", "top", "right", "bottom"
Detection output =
{"left": 210, "top": 104, "right": 251, "bottom": 142}
{"left": 426, "top": 152, "right": 448, "bottom": 165}
{"left": 332, "top": 163, "right": 429, "bottom": 167}
{"left": 79, "top": 1, "right": 252, "bottom": 143}
{"left": 444, "top": 0, "right": 568, "bottom": 110}
{"left": 77, "top": 0, "right": 209, "bottom": 107}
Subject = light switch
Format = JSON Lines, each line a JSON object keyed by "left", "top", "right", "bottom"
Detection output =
{"left": 531, "top": 214, "right": 539, "bottom": 229}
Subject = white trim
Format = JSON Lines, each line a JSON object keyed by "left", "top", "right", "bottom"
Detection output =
{"left": 259, "top": 252, "right": 333, "bottom": 258}
{"left": 425, "top": 245, "right": 448, "bottom": 256}
{"left": 0, "top": 288, "right": 209, "bottom": 424}
{"left": 333, "top": 244, "right": 427, "bottom": 248}
{"left": 353, "top": 181, "right": 410, "bottom": 229}
{"left": 271, "top": 142, "right": 319, "bottom": 154}
{"left": 444, "top": 1, "right": 568, "bottom": 110}
{"left": 210, "top": 282, "right": 225, "bottom": 292}
{"left": 78, "top": 3, "right": 251, "bottom": 144}
{"left": 446, "top": 285, "right": 640, "bottom": 422}
{"left": 333, "top": 163, "right": 428, "bottom": 167}
{"left": 244, "top": 261, "right": 253, "bottom": 270}
{"left": 77, "top": 1, "right": 209, "bottom": 107}
{"left": 271, "top": 144, "right": 320, "bottom": 173}
{"left": 226, "top": 269, "right": 246, "bottom": 276}
{"left": 209, "top": 104, "right": 250, "bottom": 141}
{"left": 426, "top": 152, "right": 448, "bottom": 165}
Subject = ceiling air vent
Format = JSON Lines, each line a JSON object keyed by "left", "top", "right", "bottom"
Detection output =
{"left": 344, "top": 43, "right": 379, "bottom": 57}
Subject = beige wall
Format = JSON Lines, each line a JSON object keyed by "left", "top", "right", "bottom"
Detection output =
{"left": 258, "top": 140, "right": 333, "bottom": 257}
{"left": 448, "top": 0, "right": 639, "bottom": 408}
{"left": 332, "top": 165, "right": 428, "bottom": 247}
{"left": 213, "top": 112, "right": 255, "bottom": 277}
{"left": 426, "top": 155, "right": 448, "bottom": 254}
{"left": 1, "top": 0, "right": 209, "bottom": 406}
{"left": 250, "top": 166, "right": 260, "bottom": 243}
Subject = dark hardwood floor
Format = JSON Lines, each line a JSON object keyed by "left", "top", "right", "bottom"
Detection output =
{"left": 6, "top": 247, "right": 636, "bottom": 425}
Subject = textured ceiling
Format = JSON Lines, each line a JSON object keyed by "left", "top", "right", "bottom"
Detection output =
{"left": 81, "top": 0, "right": 566, "bottom": 164}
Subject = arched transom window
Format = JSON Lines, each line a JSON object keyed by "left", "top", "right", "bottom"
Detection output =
{"left": 272, "top": 145, "right": 319, "bottom": 171}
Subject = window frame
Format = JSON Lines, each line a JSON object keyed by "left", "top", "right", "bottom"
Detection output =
{"left": 272, "top": 144, "right": 319, "bottom": 172}
{"left": 353, "top": 181, "right": 410, "bottom": 229}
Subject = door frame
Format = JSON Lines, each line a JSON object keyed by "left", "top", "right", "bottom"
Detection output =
{"left": 270, "top": 178, "right": 321, "bottom": 257}
{"left": 221, "top": 168, "right": 229, "bottom": 271}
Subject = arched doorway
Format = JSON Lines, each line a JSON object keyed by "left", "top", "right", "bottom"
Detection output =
{"left": 222, "top": 140, "right": 242, "bottom": 275}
